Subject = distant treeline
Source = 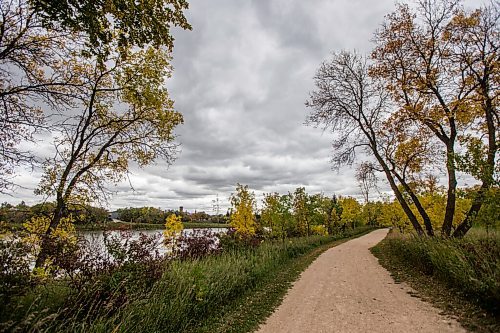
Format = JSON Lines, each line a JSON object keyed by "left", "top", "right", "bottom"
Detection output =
{"left": 116, "top": 207, "right": 228, "bottom": 224}
{"left": 0, "top": 202, "right": 108, "bottom": 225}
{"left": 0, "top": 202, "right": 229, "bottom": 226}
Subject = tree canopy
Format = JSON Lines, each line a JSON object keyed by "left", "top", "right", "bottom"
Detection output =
{"left": 308, "top": 0, "right": 498, "bottom": 237}
{"left": 31, "top": 0, "right": 192, "bottom": 55}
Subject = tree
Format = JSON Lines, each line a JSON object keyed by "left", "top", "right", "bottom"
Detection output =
{"left": 338, "top": 197, "right": 362, "bottom": 228}
{"left": 0, "top": 0, "right": 82, "bottom": 192}
{"left": 22, "top": 214, "right": 77, "bottom": 274}
{"left": 306, "top": 51, "right": 428, "bottom": 235}
{"left": 308, "top": 193, "right": 332, "bottom": 232}
{"left": 31, "top": 0, "right": 192, "bottom": 58}
{"left": 361, "top": 201, "right": 383, "bottom": 226}
{"left": 308, "top": 0, "right": 498, "bottom": 238}
{"left": 371, "top": 0, "right": 498, "bottom": 236}
{"left": 164, "top": 214, "right": 183, "bottom": 237}
{"left": 292, "top": 187, "right": 311, "bottom": 236}
{"left": 380, "top": 199, "right": 411, "bottom": 232}
{"left": 229, "top": 184, "right": 258, "bottom": 237}
{"left": 325, "top": 195, "right": 343, "bottom": 234}
{"left": 0, "top": 0, "right": 192, "bottom": 194}
{"left": 34, "top": 46, "right": 183, "bottom": 268}
{"left": 261, "top": 192, "right": 292, "bottom": 240}
{"left": 445, "top": 4, "right": 499, "bottom": 237}
{"left": 356, "top": 162, "right": 378, "bottom": 203}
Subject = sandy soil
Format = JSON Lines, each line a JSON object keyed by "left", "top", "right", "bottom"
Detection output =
{"left": 257, "top": 229, "right": 466, "bottom": 333}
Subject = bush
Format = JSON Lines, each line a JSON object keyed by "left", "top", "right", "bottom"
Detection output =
{"left": 219, "top": 227, "right": 265, "bottom": 250}
{"left": 176, "top": 229, "right": 221, "bottom": 260}
{"left": 0, "top": 237, "right": 32, "bottom": 301}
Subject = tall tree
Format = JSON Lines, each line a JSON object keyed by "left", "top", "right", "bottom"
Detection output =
{"left": 371, "top": 0, "right": 498, "bottom": 236}
{"left": 229, "top": 184, "right": 257, "bottom": 237}
{"left": 446, "top": 4, "right": 499, "bottom": 237}
{"left": 0, "top": 0, "right": 191, "bottom": 193}
{"left": 292, "top": 187, "right": 311, "bottom": 236}
{"left": 34, "top": 46, "right": 183, "bottom": 267}
{"left": 356, "top": 162, "right": 378, "bottom": 203}
{"left": 0, "top": 0, "right": 82, "bottom": 192}
{"left": 261, "top": 192, "right": 292, "bottom": 240}
{"left": 306, "top": 51, "right": 427, "bottom": 235}
{"left": 338, "top": 197, "right": 362, "bottom": 228}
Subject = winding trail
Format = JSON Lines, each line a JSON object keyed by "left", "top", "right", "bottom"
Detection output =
{"left": 257, "top": 229, "right": 466, "bottom": 333}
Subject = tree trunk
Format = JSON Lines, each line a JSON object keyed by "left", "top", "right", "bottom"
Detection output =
{"left": 453, "top": 84, "right": 497, "bottom": 238}
{"left": 393, "top": 172, "right": 434, "bottom": 236}
{"left": 373, "top": 151, "right": 424, "bottom": 235}
{"left": 441, "top": 141, "right": 458, "bottom": 236}
{"left": 34, "top": 198, "right": 65, "bottom": 268}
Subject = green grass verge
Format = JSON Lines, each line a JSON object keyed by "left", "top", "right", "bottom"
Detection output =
{"left": 371, "top": 230, "right": 500, "bottom": 333}
{"left": 191, "top": 226, "right": 376, "bottom": 333}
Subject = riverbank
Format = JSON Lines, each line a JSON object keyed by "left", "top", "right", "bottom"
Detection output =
{"left": 3, "top": 221, "right": 230, "bottom": 232}
{"left": 77, "top": 221, "right": 230, "bottom": 231}
{"left": 371, "top": 229, "right": 499, "bottom": 333}
{"left": 1, "top": 226, "right": 376, "bottom": 332}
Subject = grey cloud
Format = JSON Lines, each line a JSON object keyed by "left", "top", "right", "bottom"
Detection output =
{"left": 1, "top": 0, "right": 408, "bottom": 211}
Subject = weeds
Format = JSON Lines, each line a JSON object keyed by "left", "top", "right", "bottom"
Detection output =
{"left": 373, "top": 228, "right": 500, "bottom": 320}
{"left": 1, "top": 226, "right": 375, "bottom": 332}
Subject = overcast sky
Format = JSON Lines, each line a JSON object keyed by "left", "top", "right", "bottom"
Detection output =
{"left": 1, "top": 0, "right": 481, "bottom": 212}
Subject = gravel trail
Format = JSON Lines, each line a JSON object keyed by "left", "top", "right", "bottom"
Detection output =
{"left": 257, "top": 229, "right": 466, "bottom": 333}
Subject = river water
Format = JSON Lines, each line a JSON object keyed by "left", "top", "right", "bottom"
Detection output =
{"left": 79, "top": 228, "right": 228, "bottom": 256}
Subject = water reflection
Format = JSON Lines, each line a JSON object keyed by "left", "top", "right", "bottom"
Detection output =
{"left": 80, "top": 228, "right": 228, "bottom": 256}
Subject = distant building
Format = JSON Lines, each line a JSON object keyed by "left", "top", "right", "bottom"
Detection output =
{"left": 108, "top": 211, "right": 119, "bottom": 220}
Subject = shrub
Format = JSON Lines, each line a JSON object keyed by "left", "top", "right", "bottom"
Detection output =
{"left": 219, "top": 228, "right": 264, "bottom": 250}
{"left": 0, "top": 237, "right": 32, "bottom": 301}
{"left": 176, "top": 229, "right": 221, "bottom": 260}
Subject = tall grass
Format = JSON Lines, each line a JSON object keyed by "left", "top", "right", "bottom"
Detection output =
{"left": 4, "top": 227, "right": 374, "bottom": 333}
{"left": 373, "top": 230, "right": 499, "bottom": 314}
{"left": 60, "top": 236, "right": 337, "bottom": 332}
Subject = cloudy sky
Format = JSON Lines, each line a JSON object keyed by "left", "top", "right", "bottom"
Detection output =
{"left": 1, "top": 0, "right": 481, "bottom": 212}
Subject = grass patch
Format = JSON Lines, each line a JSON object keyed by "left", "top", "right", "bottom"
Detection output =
{"left": 192, "top": 226, "right": 375, "bottom": 333}
{"left": 371, "top": 229, "right": 500, "bottom": 333}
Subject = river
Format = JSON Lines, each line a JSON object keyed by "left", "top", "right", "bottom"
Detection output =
{"left": 79, "top": 228, "right": 228, "bottom": 256}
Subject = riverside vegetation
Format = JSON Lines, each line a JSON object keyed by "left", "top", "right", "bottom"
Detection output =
{"left": 0, "top": 184, "right": 376, "bottom": 332}
{"left": 372, "top": 228, "right": 500, "bottom": 332}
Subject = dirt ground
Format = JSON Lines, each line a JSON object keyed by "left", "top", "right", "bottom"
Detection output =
{"left": 257, "top": 229, "right": 466, "bottom": 333}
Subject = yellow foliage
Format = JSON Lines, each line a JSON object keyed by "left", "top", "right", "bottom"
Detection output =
{"left": 31, "top": 264, "right": 53, "bottom": 283}
{"left": 22, "top": 215, "right": 77, "bottom": 251}
{"left": 339, "top": 197, "right": 362, "bottom": 225}
{"left": 311, "top": 225, "right": 328, "bottom": 236}
{"left": 230, "top": 184, "right": 257, "bottom": 236}
{"left": 164, "top": 214, "right": 184, "bottom": 239}
{"left": 380, "top": 200, "right": 412, "bottom": 232}
{"left": 0, "top": 222, "right": 11, "bottom": 238}
{"left": 414, "top": 193, "right": 471, "bottom": 229}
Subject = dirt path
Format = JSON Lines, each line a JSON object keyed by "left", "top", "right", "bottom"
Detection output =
{"left": 257, "top": 229, "right": 466, "bottom": 333}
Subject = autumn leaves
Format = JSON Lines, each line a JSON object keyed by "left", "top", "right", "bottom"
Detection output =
{"left": 307, "top": 0, "right": 498, "bottom": 237}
